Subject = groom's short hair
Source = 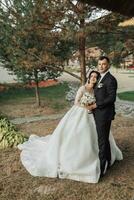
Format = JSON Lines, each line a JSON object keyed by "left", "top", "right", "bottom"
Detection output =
{"left": 99, "top": 56, "right": 110, "bottom": 64}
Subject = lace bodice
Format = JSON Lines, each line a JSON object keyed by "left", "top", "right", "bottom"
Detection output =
{"left": 74, "top": 86, "right": 94, "bottom": 106}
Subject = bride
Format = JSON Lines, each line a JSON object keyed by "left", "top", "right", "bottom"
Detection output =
{"left": 18, "top": 71, "right": 123, "bottom": 183}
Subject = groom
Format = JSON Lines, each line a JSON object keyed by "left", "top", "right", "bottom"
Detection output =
{"left": 89, "top": 56, "right": 117, "bottom": 178}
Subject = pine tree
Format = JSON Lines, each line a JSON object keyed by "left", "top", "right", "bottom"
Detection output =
{"left": 0, "top": 0, "right": 75, "bottom": 106}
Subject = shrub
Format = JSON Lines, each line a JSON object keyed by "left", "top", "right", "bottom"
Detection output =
{"left": 0, "top": 118, "right": 28, "bottom": 149}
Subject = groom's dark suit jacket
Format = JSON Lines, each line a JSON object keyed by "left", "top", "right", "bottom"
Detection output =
{"left": 93, "top": 72, "right": 117, "bottom": 121}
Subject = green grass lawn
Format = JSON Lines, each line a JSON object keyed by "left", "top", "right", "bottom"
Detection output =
{"left": 118, "top": 91, "right": 134, "bottom": 102}
{"left": 0, "top": 82, "right": 70, "bottom": 111}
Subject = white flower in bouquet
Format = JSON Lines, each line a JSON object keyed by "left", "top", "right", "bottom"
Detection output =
{"left": 80, "top": 92, "right": 96, "bottom": 107}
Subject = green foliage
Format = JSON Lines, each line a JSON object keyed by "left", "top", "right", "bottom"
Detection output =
{"left": 0, "top": 0, "right": 73, "bottom": 85}
{"left": 87, "top": 58, "right": 98, "bottom": 69}
{"left": 0, "top": 118, "right": 28, "bottom": 149}
{"left": 13, "top": 67, "right": 62, "bottom": 84}
{"left": 53, "top": 39, "right": 77, "bottom": 62}
{"left": 0, "top": 0, "right": 75, "bottom": 105}
{"left": 1, "top": 0, "right": 132, "bottom": 84}
{"left": 87, "top": 28, "right": 134, "bottom": 68}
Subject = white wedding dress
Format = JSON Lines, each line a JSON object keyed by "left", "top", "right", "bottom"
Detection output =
{"left": 18, "top": 86, "right": 123, "bottom": 183}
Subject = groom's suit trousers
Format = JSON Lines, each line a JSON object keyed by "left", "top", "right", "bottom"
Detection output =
{"left": 94, "top": 119, "right": 111, "bottom": 174}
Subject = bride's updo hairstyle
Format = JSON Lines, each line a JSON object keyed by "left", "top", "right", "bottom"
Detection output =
{"left": 87, "top": 70, "right": 100, "bottom": 87}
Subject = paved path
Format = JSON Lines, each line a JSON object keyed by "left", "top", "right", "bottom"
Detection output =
{"left": 116, "top": 96, "right": 134, "bottom": 105}
{"left": 0, "top": 66, "right": 17, "bottom": 83}
{"left": 10, "top": 113, "right": 64, "bottom": 125}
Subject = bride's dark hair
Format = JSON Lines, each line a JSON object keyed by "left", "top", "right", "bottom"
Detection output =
{"left": 87, "top": 70, "right": 100, "bottom": 86}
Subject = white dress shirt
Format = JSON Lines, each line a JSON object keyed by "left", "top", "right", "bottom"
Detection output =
{"left": 98, "top": 70, "right": 109, "bottom": 83}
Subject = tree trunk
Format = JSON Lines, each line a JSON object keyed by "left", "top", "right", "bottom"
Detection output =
{"left": 34, "top": 69, "right": 41, "bottom": 107}
{"left": 79, "top": 18, "right": 86, "bottom": 85}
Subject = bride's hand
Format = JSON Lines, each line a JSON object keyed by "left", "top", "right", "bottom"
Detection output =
{"left": 86, "top": 103, "right": 97, "bottom": 111}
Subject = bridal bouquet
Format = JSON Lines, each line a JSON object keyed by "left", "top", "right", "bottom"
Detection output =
{"left": 80, "top": 92, "right": 96, "bottom": 107}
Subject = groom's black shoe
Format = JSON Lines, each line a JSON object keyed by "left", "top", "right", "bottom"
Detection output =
{"left": 100, "top": 172, "right": 104, "bottom": 178}
{"left": 100, "top": 161, "right": 109, "bottom": 178}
